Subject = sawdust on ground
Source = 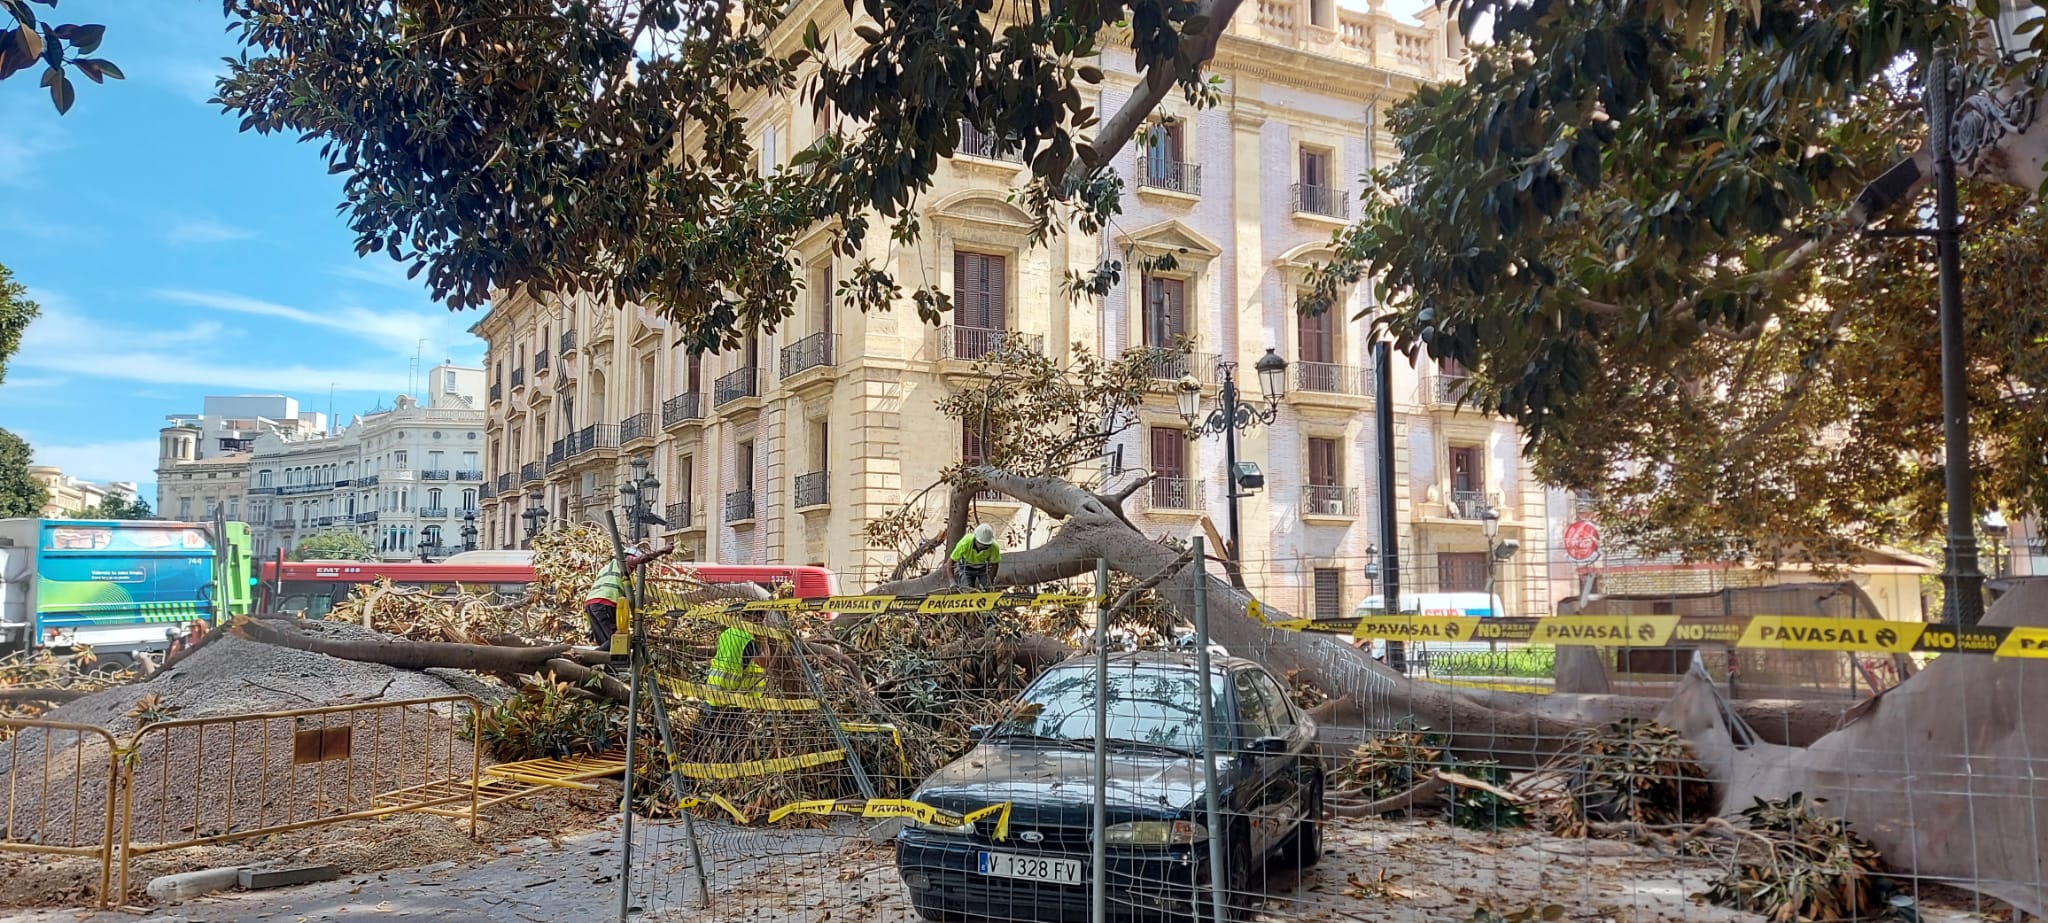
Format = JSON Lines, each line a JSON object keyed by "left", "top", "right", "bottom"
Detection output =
{"left": 0, "top": 780, "right": 619, "bottom": 909}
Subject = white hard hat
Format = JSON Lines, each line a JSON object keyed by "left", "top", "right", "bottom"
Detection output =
{"left": 974, "top": 524, "right": 996, "bottom": 544}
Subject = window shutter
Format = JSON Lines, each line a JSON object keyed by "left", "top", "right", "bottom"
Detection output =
{"left": 986, "top": 254, "right": 1007, "bottom": 329}
{"left": 1313, "top": 569, "right": 1343, "bottom": 620}
{"left": 1308, "top": 438, "right": 1339, "bottom": 486}
{"left": 1299, "top": 310, "right": 1332, "bottom": 364}
{"left": 1151, "top": 427, "right": 1185, "bottom": 479}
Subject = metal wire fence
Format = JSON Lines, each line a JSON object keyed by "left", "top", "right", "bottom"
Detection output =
{"left": 611, "top": 543, "right": 2048, "bottom": 923}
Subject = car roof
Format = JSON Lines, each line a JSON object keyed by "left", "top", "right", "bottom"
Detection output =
{"left": 1048, "top": 649, "right": 1265, "bottom": 676}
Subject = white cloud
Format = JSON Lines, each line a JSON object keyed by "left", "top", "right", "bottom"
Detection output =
{"left": 25, "top": 438, "right": 163, "bottom": 489}
{"left": 0, "top": 375, "right": 65, "bottom": 389}
{"left": 0, "top": 98, "right": 68, "bottom": 184}
{"left": 166, "top": 217, "right": 256, "bottom": 246}
{"left": 13, "top": 293, "right": 410, "bottom": 396}
{"left": 329, "top": 259, "right": 424, "bottom": 292}
{"left": 153, "top": 288, "right": 477, "bottom": 359}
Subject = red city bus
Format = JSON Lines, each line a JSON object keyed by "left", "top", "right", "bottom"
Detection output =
{"left": 260, "top": 551, "right": 838, "bottom": 618}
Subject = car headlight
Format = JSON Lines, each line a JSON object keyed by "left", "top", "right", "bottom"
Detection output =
{"left": 1101, "top": 820, "right": 1207, "bottom": 845}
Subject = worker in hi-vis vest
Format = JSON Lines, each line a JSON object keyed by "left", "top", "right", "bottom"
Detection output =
{"left": 583, "top": 542, "right": 674, "bottom": 659}
{"left": 949, "top": 524, "right": 1002, "bottom": 590}
{"left": 707, "top": 626, "right": 767, "bottom": 692}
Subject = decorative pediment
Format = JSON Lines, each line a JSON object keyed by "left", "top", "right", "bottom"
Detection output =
{"left": 927, "top": 190, "right": 1035, "bottom": 231}
{"left": 1113, "top": 219, "right": 1222, "bottom": 263}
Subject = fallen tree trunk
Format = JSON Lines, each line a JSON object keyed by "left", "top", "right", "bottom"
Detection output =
{"left": 233, "top": 618, "right": 572, "bottom": 674}
{"left": 0, "top": 688, "right": 90, "bottom": 706}
{"left": 868, "top": 467, "right": 1844, "bottom": 766}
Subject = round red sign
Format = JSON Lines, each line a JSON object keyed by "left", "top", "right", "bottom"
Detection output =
{"left": 1563, "top": 519, "right": 1602, "bottom": 563}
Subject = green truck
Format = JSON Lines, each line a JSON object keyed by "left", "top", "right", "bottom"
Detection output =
{"left": 0, "top": 518, "right": 255, "bottom": 657}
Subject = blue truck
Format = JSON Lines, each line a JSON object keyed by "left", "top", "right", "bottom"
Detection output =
{"left": 0, "top": 518, "right": 254, "bottom": 657}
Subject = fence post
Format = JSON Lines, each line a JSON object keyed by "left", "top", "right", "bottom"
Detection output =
{"left": 1090, "top": 558, "right": 1109, "bottom": 923}
{"left": 647, "top": 658, "right": 711, "bottom": 908}
{"left": 1190, "top": 537, "right": 1230, "bottom": 923}
{"left": 607, "top": 511, "right": 641, "bottom": 923}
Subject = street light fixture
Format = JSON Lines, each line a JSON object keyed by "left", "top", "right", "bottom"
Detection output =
{"left": 1176, "top": 348, "right": 1288, "bottom": 588}
{"left": 521, "top": 490, "right": 546, "bottom": 547}
{"left": 1983, "top": 510, "right": 2010, "bottom": 579}
{"left": 1363, "top": 542, "right": 1381, "bottom": 608}
{"left": 618, "top": 456, "right": 666, "bottom": 542}
{"left": 459, "top": 509, "right": 478, "bottom": 553}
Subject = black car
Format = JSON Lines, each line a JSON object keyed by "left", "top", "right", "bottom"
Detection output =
{"left": 895, "top": 651, "right": 1325, "bottom": 921}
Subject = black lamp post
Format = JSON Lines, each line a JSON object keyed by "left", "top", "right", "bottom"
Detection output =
{"left": 1176, "top": 348, "right": 1288, "bottom": 588}
{"left": 520, "top": 489, "right": 546, "bottom": 547}
{"left": 1481, "top": 507, "right": 1500, "bottom": 607}
{"left": 460, "top": 509, "right": 478, "bottom": 553}
{"left": 417, "top": 538, "right": 439, "bottom": 563}
{"left": 1983, "top": 510, "right": 2009, "bottom": 580}
{"left": 618, "top": 456, "right": 666, "bottom": 542}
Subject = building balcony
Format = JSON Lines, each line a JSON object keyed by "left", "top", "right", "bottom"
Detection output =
{"left": 420, "top": 507, "right": 449, "bottom": 519}
{"left": 383, "top": 470, "right": 416, "bottom": 482}
{"left": 713, "top": 367, "right": 759, "bottom": 407}
{"left": 277, "top": 482, "right": 333, "bottom": 496}
{"left": 268, "top": 518, "right": 294, "bottom": 529}
{"left": 1449, "top": 489, "right": 1488, "bottom": 520}
{"left": 490, "top": 382, "right": 503, "bottom": 403}
{"left": 455, "top": 469, "right": 484, "bottom": 481}
{"left": 1137, "top": 159, "right": 1202, "bottom": 196}
{"left": 662, "top": 392, "right": 705, "bottom": 429}
{"left": 1425, "top": 372, "right": 1474, "bottom": 406}
{"left": 571, "top": 423, "right": 620, "bottom": 458}
{"left": 1294, "top": 361, "right": 1369, "bottom": 397}
{"left": 511, "top": 367, "right": 526, "bottom": 389}
{"left": 939, "top": 326, "right": 1044, "bottom": 362}
{"left": 780, "top": 332, "right": 838, "bottom": 380}
{"left": 665, "top": 499, "right": 695, "bottom": 531}
{"left": 248, "top": 486, "right": 276, "bottom": 495}
{"left": 355, "top": 512, "right": 379, "bottom": 524}
{"left": 1292, "top": 183, "right": 1349, "bottom": 220}
{"left": 725, "top": 488, "right": 756, "bottom": 523}
{"left": 533, "top": 350, "right": 550, "bottom": 374}
{"left": 547, "top": 438, "right": 568, "bottom": 472}
{"left": 421, "top": 470, "right": 451, "bottom": 481}
{"left": 356, "top": 475, "right": 379, "bottom": 487}
{"left": 957, "top": 122, "right": 1023, "bottom": 163}
{"left": 495, "top": 473, "right": 512, "bottom": 494}
{"left": 316, "top": 516, "right": 335, "bottom": 527}
{"left": 620, "top": 412, "right": 654, "bottom": 447}
{"left": 520, "top": 462, "right": 543, "bottom": 484}
{"left": 793, "top": 470, "right": 829, "bottom": 510}
{"left": 1303, "top": 484, "right": 1358, "bottom": 518}
{"left": 1145, "top": 477, "right": 1204, "bottom": 512}
{"left": 480, "top": 481, "right": 497, "bottom": 500}
{"left": 1132, "top": 347, "right": 1223, "bottom": 383}
{"left": 334, "top": 478, "right": 353, "bottom": 488}
{"left": 560, "top": 329, "right": 577, "bottom": 354}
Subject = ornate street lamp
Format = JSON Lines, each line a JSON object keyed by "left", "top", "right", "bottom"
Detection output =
{"left": 459, "top": 509, "right": 478, "bottom": 553}
{"left": 619, "top": 456, "right": 666, "bottom": 542}
{"left": 1176, "top": 348, "right": 1287, "bottom": 588}
{"left": 521, "top": 489, "right": 546, "bottom": 546}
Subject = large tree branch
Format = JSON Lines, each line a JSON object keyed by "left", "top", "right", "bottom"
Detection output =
{"left": 1068, "top": 0, "right": 1248, "bottom": 183}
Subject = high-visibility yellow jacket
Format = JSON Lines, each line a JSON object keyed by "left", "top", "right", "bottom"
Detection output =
{"left": 584, "top": 560, "right": 629, "bottom": 606}
{"left": 950, "top": 535, "right": 1001, "bottom": 566}
{"left": 707, "top": 627, "right": 765, "bottom": 691}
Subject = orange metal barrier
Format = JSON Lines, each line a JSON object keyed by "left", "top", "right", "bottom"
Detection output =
{"left": 0, "top": 717, "right": 121, "bottom": 908}
{"left": 115, "top": 695, "right": 481, "bottom": 900}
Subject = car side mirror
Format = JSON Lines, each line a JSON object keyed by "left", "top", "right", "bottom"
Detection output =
{"left": 968, "top": 724, "right": 992, "bottom": 742}
{"left": 1246, "top": 736, "right": 1288, "bottom": 755}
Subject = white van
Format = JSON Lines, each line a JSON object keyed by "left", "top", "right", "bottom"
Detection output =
{"left": 1348, "top": 591, "right": 1508, "bottom": 666}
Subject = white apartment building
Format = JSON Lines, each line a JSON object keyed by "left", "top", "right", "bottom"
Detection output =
{"left": 474, "top": 0, "right": 1558, "bottom": 616}
{"left": 244, "top": 364, "right": 488, "bottom": 561}
{"left": 30, "top": 466, "right": 138, "bottom": 517}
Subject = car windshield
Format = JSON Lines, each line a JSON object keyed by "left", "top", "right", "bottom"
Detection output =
{"left": 997, "top": 664, "right": 1225, "bottom": 752}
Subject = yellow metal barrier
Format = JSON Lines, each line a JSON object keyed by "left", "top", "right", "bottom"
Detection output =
{"left": 0, "top": 716, "right": 121, "bottom": 908}
{"left": 116, "top": 695, "right": 481, "bottom": 901}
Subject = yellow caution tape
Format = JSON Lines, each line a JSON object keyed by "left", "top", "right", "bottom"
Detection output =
{"left": 1994, "top": 627, "right": 2048, "bottom": 659}
{"left": 655, "top": 675, "right": 821, "bottom": 711}
{"left": 1529, "top": 615, "right": 1680, "bottom": 647}
{"left": 1030, "top": 593, "right": 1101, "bottom": 607}
{"left": 1737, "top": 617, "right": 1921, "bottom": 653}
{"left": 678, "top": 795, "right": 1013, "bottom": 837}
{"left": 825, "top": 595, "right": 896, "bottom": 613}
{"left": 675, "top": 793, "right": 749, "bottom": 824}
{"left": 743, "top": 599, "right": 803, "bottom": 611}
{"left": 918, "top": 592, "right": 1004, "bottom": 614}
{"left": 671, "top": 748, "right": 846, "bottom": 780}
{"left": 1351, "top": 616, "right": 1482, "bottom": 643}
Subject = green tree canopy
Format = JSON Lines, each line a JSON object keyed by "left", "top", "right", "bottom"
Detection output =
{"left": 1305, "top": 0, "right": 2048, "bottom": 564}
{"left": 70, "top": 493, "right": 152, "bottom": 520}
{"left": 292, "top": 529, "right": 377, "bottom": 562}
{"left": 0, "top": 428, "right": 49, "bottom": 518}
{"left": 212, "top": 0, "right": 1235, "bottom": 352}
{"left": 1, "top": 1, "right": 121, "bottom": 113}
{"left": 0, "top": 260, "right": 40, "bottom": 388}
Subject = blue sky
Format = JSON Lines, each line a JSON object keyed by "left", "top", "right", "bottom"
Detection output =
{"left": 0, "top": 4, "right": 485, "bottom": 501}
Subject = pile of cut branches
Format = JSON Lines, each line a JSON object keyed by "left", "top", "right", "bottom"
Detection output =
{"left": 0, "top": 647, "right": 136, "bottom": 723}
{"left": 1539, "top": 719, "right": 1715, "bottom": 838}
{"left": 1701, "top": 794, "right": 1913, "bottom": 922}
{"left": 1329, "top": 724, "right": 1449, "bottom": 819}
